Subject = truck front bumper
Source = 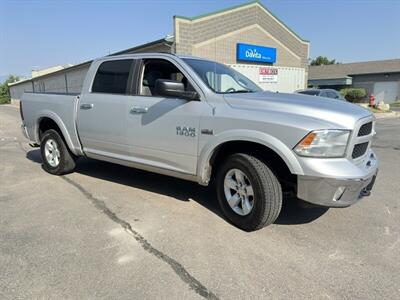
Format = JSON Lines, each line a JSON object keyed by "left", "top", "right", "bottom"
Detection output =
{"left": 297, "top": 150, "right": 378, "bottom": 207}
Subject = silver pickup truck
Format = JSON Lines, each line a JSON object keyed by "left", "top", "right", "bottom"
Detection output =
{"left": 20, "top": 53, "right": 378, "bottom": 231}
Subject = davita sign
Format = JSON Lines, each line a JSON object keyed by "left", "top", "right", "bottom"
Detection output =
{"left": 236, "top": 43, "right": 277, "bottom": 63}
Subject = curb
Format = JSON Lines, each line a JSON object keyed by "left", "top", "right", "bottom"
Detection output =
{"left": 2, "top": 104, "right": 20, "bottom": 109}
{"left": 374, "top": 111, "right": 399, "bottom": 119}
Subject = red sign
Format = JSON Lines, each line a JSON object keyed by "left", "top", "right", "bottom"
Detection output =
{"left": 259, "top": 67, "right": 278, "bottom": 83}
{"left": 259, "top": 67, "right": 278, "bottom": 75}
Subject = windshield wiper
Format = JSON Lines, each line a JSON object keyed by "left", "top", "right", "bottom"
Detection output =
{"left": 226, "top": 90, "right": 253, "bottom": 94}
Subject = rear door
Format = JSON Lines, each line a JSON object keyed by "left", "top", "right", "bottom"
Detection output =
{"left": 125, "top": 58, "right": 207, "bottom": 175}
{"left": 77, "top": 59, "right": 135, "bottom": 157}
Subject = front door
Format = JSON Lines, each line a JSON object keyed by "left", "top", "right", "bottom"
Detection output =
{"left": 126, "top": 58, "right": 207, "bottom": 175}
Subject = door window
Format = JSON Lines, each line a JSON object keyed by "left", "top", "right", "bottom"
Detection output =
{"left": 139, "top": 59, "right": 195, "bottom": 96}
{"left": 92, "top": 59, "right": 133, "bottom": 94}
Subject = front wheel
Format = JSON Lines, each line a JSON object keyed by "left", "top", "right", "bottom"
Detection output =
{"left": 40, "top": 129, "right": 76, "bottom": 175}
{"left": 216, "top": 153, "right": 282, "bottom": 231}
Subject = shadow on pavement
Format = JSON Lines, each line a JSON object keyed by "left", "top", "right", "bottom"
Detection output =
{"left": 26, "top": 149, "right": 328, "bottom": 226}
{"left": 275, "top": 199, "right": 328, "bottom": 225}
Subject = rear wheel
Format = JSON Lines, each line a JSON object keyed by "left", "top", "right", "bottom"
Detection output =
{"left": 40, "top": 129, "right": 76, "bottom": 175}
{"left": 216, "top": 153, "right": 282, "bottom": 231}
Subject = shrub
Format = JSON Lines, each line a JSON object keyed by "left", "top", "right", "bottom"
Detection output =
{"left": 0, "top": 75, "right": 20, "bottom": 104}
{"left": 0, "top": 83, "right": 10, "bottom": 104}
{"left": 0, "top": 97, "right": 10, "bottom": 104}
{"left": 340, "top": 88, "right": 367, "bottom": 103}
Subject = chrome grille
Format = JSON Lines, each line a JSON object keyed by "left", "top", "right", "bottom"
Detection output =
{"left": 358, "top": 122, "right": 372, "bottom": 137}
{"left": 352, "top": 142, "right": 369, "bottom": 159}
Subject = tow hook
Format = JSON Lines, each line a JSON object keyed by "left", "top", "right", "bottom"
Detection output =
{"left": 360, "top": 188, "right": 371, "bottom": 197}
{"left": 359, "top": 174, "right": 377, "bottom": 197}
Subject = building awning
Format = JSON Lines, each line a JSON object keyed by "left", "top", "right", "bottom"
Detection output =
{"left": 308, "top": 59, "right": 400, "bottom": 82}
{"left": 308, "top": 77, "right": 352, "bottom": 86}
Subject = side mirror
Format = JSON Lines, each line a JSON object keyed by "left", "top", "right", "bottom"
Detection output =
{"left": 154, "top": 79, "right": 200, "bottom": 100}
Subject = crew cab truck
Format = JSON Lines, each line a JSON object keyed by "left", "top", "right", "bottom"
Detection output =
{"left": 20, "top": 53, "right": 378, "bottom": 231}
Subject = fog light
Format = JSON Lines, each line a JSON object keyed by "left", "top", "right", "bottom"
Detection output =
{"left": 333, "top": 186, "right": 346, "bottom": 201}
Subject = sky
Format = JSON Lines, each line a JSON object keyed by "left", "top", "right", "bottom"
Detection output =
{"left": 1, "top": 0, "right": 399, "bottom": 80}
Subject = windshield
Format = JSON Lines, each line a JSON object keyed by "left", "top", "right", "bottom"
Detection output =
{"left": 183, "top": 58, "right": 262, "bottom": 94}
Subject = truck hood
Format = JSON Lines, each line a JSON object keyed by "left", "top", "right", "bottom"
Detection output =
{"left": 223, "top": 91, "right": 371, "bottom": 128}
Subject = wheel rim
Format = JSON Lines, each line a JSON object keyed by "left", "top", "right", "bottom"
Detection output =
{"left": 44, "top": 139, "right": 60, "bottom": 167}
{"left": 223, "top": 169, "right": 254, "bottom": 216}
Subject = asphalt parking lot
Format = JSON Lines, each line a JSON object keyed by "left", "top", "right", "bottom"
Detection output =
{"left": 1, "top": 104, "right": 399, "bottom": 299}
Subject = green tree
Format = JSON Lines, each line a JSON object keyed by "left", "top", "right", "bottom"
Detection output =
{"left": 310, "top": 56, "right": 339, "bottom": 66}
{"left": 0, "top": 75, "right": 20, "bottom": 104}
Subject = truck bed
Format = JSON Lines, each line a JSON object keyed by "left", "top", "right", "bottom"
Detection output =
{"left": 21, "top": 92, "right": 82, "bottom": 155}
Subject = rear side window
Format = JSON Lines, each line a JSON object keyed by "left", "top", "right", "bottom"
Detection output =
{"left": 327, "top": 91, "right": 340, "bottom": 99}
{"left": 92, "top": 60, "right": 133, "bottom": 94}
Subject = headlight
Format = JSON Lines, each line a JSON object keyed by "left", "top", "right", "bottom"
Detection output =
{"left": 294, "top": 130, "right": 350, "bottom": 158}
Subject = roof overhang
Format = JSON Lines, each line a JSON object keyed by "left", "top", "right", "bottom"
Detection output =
{"left": 348, "top": 71, "right": 400, "bottom": 76}
{"left": 308, "top": 77, "right": 352, "bottom": 86}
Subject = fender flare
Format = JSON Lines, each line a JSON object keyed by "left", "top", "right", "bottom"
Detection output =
{"left": 197, "top": 129, "right": 304, "bottom": 184}
{"left": 35, "top": 110, "right": 77, "bottom": 155}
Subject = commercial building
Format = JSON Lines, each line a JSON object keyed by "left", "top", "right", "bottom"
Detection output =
{"left": 308, "top": 59, "right": 400, "bottom": 103}
{"left": 9, "top": 0, "right": 310, "bottom": 102}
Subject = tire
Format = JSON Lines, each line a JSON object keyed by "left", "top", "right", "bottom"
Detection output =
{"left": 40, "top": 129, "right": 76, "bottom": 175}
{"left": 216, "top": 153, "right": 282, "bottom": 231}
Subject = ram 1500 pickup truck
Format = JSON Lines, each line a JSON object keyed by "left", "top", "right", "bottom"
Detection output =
{"left": 20, "top": 53, "right": 378, "bottom": 231}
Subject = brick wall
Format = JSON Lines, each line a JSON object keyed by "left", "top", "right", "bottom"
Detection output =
{"left": 192, "top": 25, "right": 301, "bottom": 67}
{"left": 174, "top": 3, "right": 309, "bottom": 68}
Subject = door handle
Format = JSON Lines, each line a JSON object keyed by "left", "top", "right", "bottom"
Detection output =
{"left": 130, "top": 106, "right": 148, "bottom": 114}
{"left": 80, "top": 103, "right": 94, "bottom": 110}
